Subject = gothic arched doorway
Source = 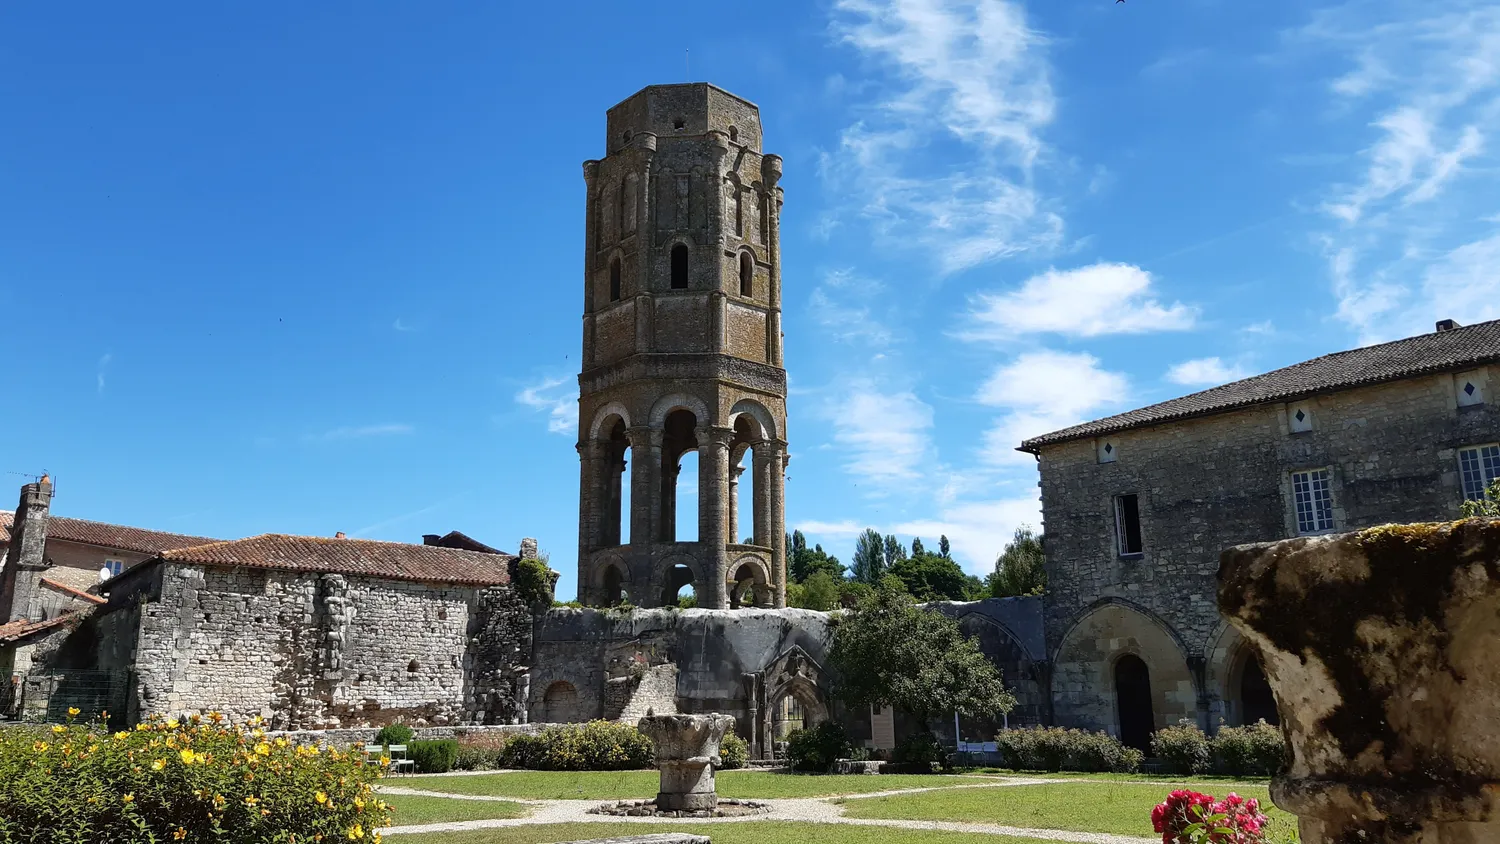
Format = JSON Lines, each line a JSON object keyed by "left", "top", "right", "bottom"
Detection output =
{"left": 1239, "top": 656, "right": 1278, "bottom": 726}
{"left": 1114, "top": 654, "right": 1154, "bottom": 753}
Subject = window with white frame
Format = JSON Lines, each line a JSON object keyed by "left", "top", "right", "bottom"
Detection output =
{"left": 1458, "top": 444, "right": 1500, "bottom": 501}
{"left": 1291, "top": 469, "right": 1335, "bottom": 534}
{"left": 103, "top": 559, "right": 124, "bottom": 578}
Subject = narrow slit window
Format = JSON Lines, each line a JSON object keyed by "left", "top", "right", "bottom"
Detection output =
{"left": 609, "top": 258, "right": 622, "bottom": 302}
{"left": 1292, "top": 469, "right": 1335, "bottom": 534}
{"left": 1458, "top": 444, "right": 1500, "bottom": 501}
{"left": 739, "top": 252, "right": 753, "bottom": 296}
{"left": 671, "top": 243, "right": 689, "bottom": 289}
{"left": 1114, "top": 494, "right": 1143, "bottom": 556}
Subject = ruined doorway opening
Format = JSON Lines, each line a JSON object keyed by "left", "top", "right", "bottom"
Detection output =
{"left": 544, "top": 680, "right": 581, "bottom": 723}
{"left": 1240, "top": 656, "right": 1279, "bottom": 726}
{"left": 1114, "top": 654, "right": 1154, "bottom": 753}
{"left": 601, "top": 564, "right": 626, "bottom": 607}
{"left": 659, "top": 409, "right": 699, "bottom": 543}
{"left": 604, "top": 419, "right": 631, "bottom": 546}
{"left": 661, "top": 564, "right": 696, "bottom": 608}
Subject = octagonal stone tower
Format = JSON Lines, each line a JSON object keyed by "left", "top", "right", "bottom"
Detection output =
{"left": 576, "top": 84, "right": 788, "bottom": 611}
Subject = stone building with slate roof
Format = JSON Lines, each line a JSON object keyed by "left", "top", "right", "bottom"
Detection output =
{"left": 1019, "top": 318, "right": 1500, "bottom": 750}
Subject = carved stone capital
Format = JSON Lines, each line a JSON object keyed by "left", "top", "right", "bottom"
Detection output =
{"left": 695, "top": 426, "right": 735, "bottom": 449}
{"left": 625, "top": 426, "right": 661, "bottom": 451}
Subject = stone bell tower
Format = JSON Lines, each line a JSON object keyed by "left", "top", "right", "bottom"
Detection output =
{"left": 576, "top": 83, "right": 788, "bottom": 610}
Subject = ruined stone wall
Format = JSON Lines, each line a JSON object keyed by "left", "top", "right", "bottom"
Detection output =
{"left": 1038, "top": 369, "right": 1500, "bottom": 734}
{"left": 125, "top": 563, "right": 531, "bottom": 729}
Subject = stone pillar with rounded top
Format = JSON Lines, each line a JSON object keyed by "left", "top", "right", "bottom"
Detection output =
{"left": 639, "top": 713, "right": 736, "bottom": 812}
{"left": 1218, "top": 521, "right": 1500, "bottom": 844}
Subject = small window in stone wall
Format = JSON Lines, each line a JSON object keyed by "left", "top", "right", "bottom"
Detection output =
{"left": 1288, "top": 402, "right": 1315, "bottom": 433}
{"left": 1457, "top": 370, "right": 1486, "bottom": 407}
{"left": 671, "top": 243, "right": 689, "bottom": 289}
{"left": 739, "top": 252, "right": 753, "bottom": 297}
{"left": 407, "top": 660, "right": 420, "bottom": 673}
{"left": 1114, "top": 494, "right": 1143, "bottom": 556}
{"left": 1292, "top": 468, "right": 1335, "bottom": 534}
{"left": 102, "top": 559, "right": 124, "bottom": 578}
{"left": 1097, "top": 440, "right": 1117, "bottom": 464}
{"left": 1458, "top": 444, "right": 1500, "bottom": 501}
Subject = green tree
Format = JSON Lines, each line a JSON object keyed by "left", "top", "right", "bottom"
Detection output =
{"left": 883, "top": 534, "right": 907, "bottom": 568}
{"left": 987, "top": 526, "right": 1047, "bottom": 598}
{"left": 838, "top": 579, "right": 875, "bottom": 608}
{"left": 962, "top": 574, "right": 987, "bottom": 601}
{"left": 939, "top": 535, "right": 952, "bottom": 558}
{"left": 794, "top": 570, "right": 840, "bottom": 611}
{"left": 830, "top": 578, "right": 1016, "bottom": 725}
{"left": 852, "top": 529, "right": 886, "bottom": 584}
{"left": 911, "top": 537, "right": 926, "bottom": 557}
{"left": 888, "top": 551, "right": 969, "bottom": 601}
{"left": 1462, "top": 479, "right": 1500, "bottom": 518}
{"left": 789, "top": 529, "right": 846, "bottom": 582}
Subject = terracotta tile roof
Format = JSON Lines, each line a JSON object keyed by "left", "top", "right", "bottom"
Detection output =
{"left": 159, "top": 534, "right": 514, "bottom": 586}
{"left": 39, "top": 578, "right": 108, "bottom": 606}
{"left": 0, "top": 612, "right": 85, "bottom": 646}
{"left": 1020, "top": 319, "right": 1500, "bottom": 452}
{"left": 0, "top": 511, "right": 220, "bottom": 555}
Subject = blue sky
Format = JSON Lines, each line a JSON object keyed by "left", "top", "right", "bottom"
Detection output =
{"left": 5, "top": 1, "right": 1499, "bottom": 601}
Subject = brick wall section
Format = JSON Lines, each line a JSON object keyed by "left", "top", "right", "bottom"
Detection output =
{"left": 1037, "top": 368, "right": 1500, "bottom": 733}
{"left": 127, "top": 563, "right": 532, "bottom": 729}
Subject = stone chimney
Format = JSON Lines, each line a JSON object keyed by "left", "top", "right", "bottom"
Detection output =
{"left": 519, "top": 537, "right": 539, "bottom": 560}
{"left": 1436, "top": 318, "right": 1462, "bottom": 332}
{"left": 334, "top": 531, "right": 347, "bottom": 539}
{"left": 0, "top": 477, "right": 54, "bottom": 624}
{"left": 422, "top": 534, "right": 442, "bottom": 547}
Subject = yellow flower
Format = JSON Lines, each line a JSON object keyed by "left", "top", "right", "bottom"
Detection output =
{"left": 255, "top": 742, "right": 271, "bottom": 756}
{"left": 347, "top": 823, "right": 365, "bottom": 840}
{"left": 114, "top": 731, "right": 129, "bottom": 741}
{"left": 275, "top": 737, "right": 289, "bottom": 747}
{"left": 166, "top": 719, "right": 180, "bottom": 729}
{"left": 315, "top": 791, "right": 328, "bottom": 805}
{"left": 174, "top": 828, "right": 188, "bottom": 840}
{"left": 245, "top": 795, "right": 259, "bottom": 805}
{"left": 67, "top": 707, "right": 80, "bottom": 717}
{"left": 51, "top": 725, "right": 66, "bottom": 734}
{"left": 151, "top": 759, "right": 166, "bottom": 771}
{"left": 179, "top": 749, "right": 197, "bottom": 765}
{"left": 34, "top": 742, "right": 48, "bottom": 752}
{"left": 213, "top": 794, "right": 227, "bottom": 810}
{"left": 122, "top": 794, "right": 135, "bottom": 803}
{"left": 354, "top": 797, "right": 365, "bottom": 809}
{"left": 136, "top": 723, "right": 150, "bottom": 731}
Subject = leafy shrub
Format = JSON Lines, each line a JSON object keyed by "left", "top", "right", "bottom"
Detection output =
{"left": 497, "top": 721, "right": 653, "bottom": 771}
{"left": 0, "top": 712, "right": 392, "bottom": 843}
{"left": 784, "top": 721, "right": 852, "bottom": 772}
{"left": 515, "top": 556, "right": 557, "bottom": 607}
{"left": 1152, "top": 720, "right": 1212, "bottom": 775}
{"left": 995, "top": 726, "right": 1139, "bottom": 773}
{"left": 409, "top": 739, "right": 458, "bottom": 774}
{"left": 453, "top": 731, "right": 511, "bottom": 771}
{"left": 891, "top": 732, "right": 945, "bottom": 768}
{"left": 719, "top": 732, "right": 749, "bottom": 770}
{"left": 1211, "top": 720, "right": 1284, "bottom": 777}
{"left": 373, "top": 723, "right": 414, "bottom": 747}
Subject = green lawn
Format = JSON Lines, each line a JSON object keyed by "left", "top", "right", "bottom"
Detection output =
{"left": 394, "top": 821, "right": 1062, "bottom": 844}
{"left": 398, "top": 770, "right": 993, "bottom": 800}
{"left": 965, "top": 767, "right": 1274, "bottom": 785}
{"left": 382, "top": 793, "right": 528, "bottom": 825}
{"left": 841, "top": 780, "right": 1298, "bottom": 839}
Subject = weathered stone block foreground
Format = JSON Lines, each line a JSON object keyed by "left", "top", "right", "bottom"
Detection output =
{"left": 1219, "top": 521, "right": 1500, "bottom": 844}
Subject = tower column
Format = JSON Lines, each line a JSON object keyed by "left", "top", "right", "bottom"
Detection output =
{"left": 751, "top": 442, "right": 774, "bottom": 548}
{"left": 764, "top": 155, "right": 784, "bottom": 367}
{"left": 697, "top": 426, "right": 734, "bottom": 609}
{"left": 627, "top": 427, "right": 660, "bottom": 550}
{"left": 576, "top": 441, "right": 609, "bottom": 601}
{"left": 728, "top": 463, "right": 745, "bottom": 544}
{"left": 771, "top": 444, "right": 789, "bottom": 608}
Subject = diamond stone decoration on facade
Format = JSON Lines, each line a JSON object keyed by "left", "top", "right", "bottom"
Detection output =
{"left": 1465, "top": 382, "right": 1476, "bottom": 396}
{"left": 1295, "top": 409, "right": 1306, "bottom": 422}
{"left": 1104, "top": 443, "right": 1114, "bottom": 454}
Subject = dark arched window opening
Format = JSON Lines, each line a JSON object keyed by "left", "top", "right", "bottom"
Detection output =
{"left": 661, "top": 564, "right": 695, "bottom": 608}
{"left": 609, "top": 258, "right": 622, "bottom": 302}
{"left": 671, "top": 243, "right": 689, "bottom": 289}
{"left": 1240, "top": 657, "right": 1279, "bottom": 726}
{"left": 739, "top": 252, "right": 753, "bottom": 297}
{"left": 601, "top": 564, "right": 626, "bottom": 607}
{"left": 1115, "top": 654, "right": 1154, "bottom": 753}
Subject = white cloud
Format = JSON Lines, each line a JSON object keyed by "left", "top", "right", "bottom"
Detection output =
{"left": 1165, "top": 357, "right": 1252, "bottom": 387}
{"left": 964, "top": 263, "right": 1196, "bottom": 339}
{"left": 1421, "top": 232, "right": 1500, "bottom": 324}
{"left": 808, "top": 268, "right": 895, "bottom": 347}
{"left": 893, "top": 495, "right": 1042, "bottom": 575}
{"left": 1295, "top": 1, "right": 1500, "bottom": 341}
{"left": 825, "top": 0, "right": 1063, "bottom": 272}
{"left": 393, "top": 318, "right": 417, "bottom": 332}
{"left": 96, "top": 352, "right": 111, "bottom": 395}
{"left": 972, "top": 350, "right": 1128, "bottom": 466}
{"left": 304, "top": 424, "right": 413, "bottom": 443}
{"left": 828, "top": 379, "right": 936, "bottom": 486}
{"left": 516, "top": 376, "right": 578, "bottom": 436}
{"left": 794, "top": 519, "right": 865, "bottom": 537}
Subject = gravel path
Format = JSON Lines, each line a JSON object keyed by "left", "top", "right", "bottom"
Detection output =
{"left": 377, "top": 780, "right": 1156, "bottom": 843}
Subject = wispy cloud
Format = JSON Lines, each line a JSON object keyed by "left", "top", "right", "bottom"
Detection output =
{"left": 827, "top": 378, "right": 936, "bottom": 488}
{"left": 973, "top": 350, "right": 1129, "bottom": 466}
{"left": 302, "top": 424, "right": 414, "bottom": 444}
{"left": 393, "top": 318, "right": 418, "bottom": 333}
{"left": 350, "top": 498, "right": 454, "bottom": 539}
{"left": 808, "top": 268, "right": 896, "bottom": 347}
{"left": 824, "top": 0, "right": 1063, "bottom": 273}
{"left": 516, "top": 375, "right": 577, "bottom": 436}
{"left": 96, "top": 352, "right": 112, "bottom": 395}
{"left": 963, "top": 263, "right": 1197, "bottom": 339}
{"left": 795, "top": 519, "right": 865, "bottom": 537}
{"left": 1165, "top": 357, "right": 1253, "bottom": 387}
{"left": 1293, "top": 0, "right": 1500, "bottom": 341}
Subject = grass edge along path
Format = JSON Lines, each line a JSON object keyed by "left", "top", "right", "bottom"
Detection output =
{"left": 390, "top": 820, "right": 1098, "bottom": 844}
{"left": 381, "top": 793, "right": 529, "bottom": 825}
{"left": 395, "top": 770, "right": 999, "bottom": 800}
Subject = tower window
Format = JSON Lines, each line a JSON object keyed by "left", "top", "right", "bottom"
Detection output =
{"left": 729, "top": 126, "right": 739, "bottom": 142}
{"left": 609, "top": 258, "right": 622, "bottom": 302}
{"left": 673, "top": 118, "right": 685, "bottom": 130}
{"left": 671, "top": 244, "right": 689, "bottom": 289}
{"left": 739, "top": 252, "right": 753, "bottom": 296}
{"left": 1114, "top": 494, "right": 1143, "bottom": 556}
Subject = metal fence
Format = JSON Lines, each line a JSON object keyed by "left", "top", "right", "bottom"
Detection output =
{"left": 19, "top": 669, "right": 126, "bottom": 726}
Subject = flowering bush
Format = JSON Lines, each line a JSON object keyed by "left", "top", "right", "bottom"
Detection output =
{"left": 498, "top": 721, "right": 653, "bottom": 771}
{"left": 0, "top": 711, "right": 392, "bottom": 843}
{"left": 1152, "top": 789, "right": 1269, "bottom": 844}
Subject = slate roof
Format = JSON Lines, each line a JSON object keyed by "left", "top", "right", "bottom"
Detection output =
{"left": 0, "top": 512, "right": 220, "bottom": 555}
{"left": 159, "top": 534, "right": 514, "bottom": 586}
{"left": 1020, "top": 319, "right": 1500, "bottom": 452}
